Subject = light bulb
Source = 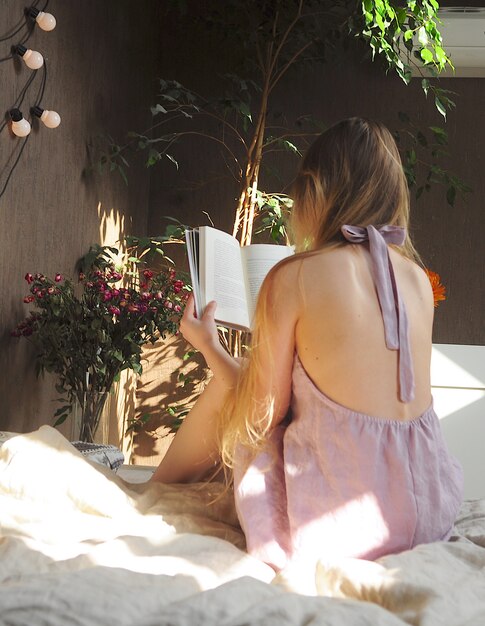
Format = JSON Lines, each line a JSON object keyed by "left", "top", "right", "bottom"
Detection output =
{"left": 28, "top": 7, "right": 56, "bottom": 31}
{"left": 35, "top": 11, "right": 56, "bottom": 31}
{"left": 10, "top": 109, "right": 31, "bottom": 137}
{"left": 32, "top": 106, "right": 61, "bottom": 129}
{"left": 15, "top": 44, "right": 44, "bottom": 69}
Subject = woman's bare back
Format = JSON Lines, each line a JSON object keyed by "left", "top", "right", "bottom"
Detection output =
{"left": 294, "top": 244, "right": 435, "bottom": 422}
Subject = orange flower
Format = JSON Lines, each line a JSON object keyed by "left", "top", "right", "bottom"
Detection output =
{"left": 425, "top": 269, "right": 446, "bottom": 307}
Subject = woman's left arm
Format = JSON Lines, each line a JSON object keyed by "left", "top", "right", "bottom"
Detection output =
{"left": 249, "top": 259, "right": 301, "bottom": 428}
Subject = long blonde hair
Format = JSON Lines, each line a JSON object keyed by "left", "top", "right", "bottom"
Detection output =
{"left": 219, "top": 117, "right": 419, "bottom": 469}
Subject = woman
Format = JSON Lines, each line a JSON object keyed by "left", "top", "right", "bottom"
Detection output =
{"left": 151, "top": 117, "right": 463, "bottom": 572}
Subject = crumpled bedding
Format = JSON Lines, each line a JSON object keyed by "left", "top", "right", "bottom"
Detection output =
{"left": 0, "top": 426, "right": 484, "bottom": 626}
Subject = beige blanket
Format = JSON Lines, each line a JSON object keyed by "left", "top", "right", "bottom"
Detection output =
{"left": 0, "top": 426, "right": 484, "bottom": 625}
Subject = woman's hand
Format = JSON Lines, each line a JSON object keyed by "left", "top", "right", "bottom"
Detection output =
{"left": 180, "top": 294, "right": 241, "bottom": 387}
{"left": 179, "top": 294, "right": 220, "bottom": 354}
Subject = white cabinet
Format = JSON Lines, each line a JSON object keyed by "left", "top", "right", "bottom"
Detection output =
{"left": 432, "top": 344, "right": 485, "bottom": 499}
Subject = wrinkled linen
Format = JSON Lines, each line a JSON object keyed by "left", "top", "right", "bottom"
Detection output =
{"left": 0, "top": 426, "right": 484, "bottom": 626}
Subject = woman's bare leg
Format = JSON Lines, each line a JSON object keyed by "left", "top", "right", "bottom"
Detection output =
{"left": 150, "top": 377, "right": 227, "bottom": 483}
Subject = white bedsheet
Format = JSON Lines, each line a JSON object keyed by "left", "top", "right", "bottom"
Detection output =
{"left": 0, "top": 426, "right": 484, "bottom": 625}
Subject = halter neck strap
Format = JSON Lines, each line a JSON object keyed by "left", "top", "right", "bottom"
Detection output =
{"left": 341, "top": 224, "right": 415, "bottom": 403}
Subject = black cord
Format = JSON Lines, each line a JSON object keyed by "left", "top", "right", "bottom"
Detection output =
{"left": 0, "top": 21, "right": 26, "bottom": 44}
{"left": 0, "top": 134, "right": 31, "bottom": 201}
{"left": 0, "top": 0, "right": 41, "bottom": 43}
{"left": 34, "top": 61, "right": 47, "bottom": 107}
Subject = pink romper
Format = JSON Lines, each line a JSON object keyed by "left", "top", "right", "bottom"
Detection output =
{"left": 234, "top": 225, "right": 464, "bottom": 571}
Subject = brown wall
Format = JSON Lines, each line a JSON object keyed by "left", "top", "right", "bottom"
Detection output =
{"left": 0, "top": 0, "right": 160, "bottom": 437}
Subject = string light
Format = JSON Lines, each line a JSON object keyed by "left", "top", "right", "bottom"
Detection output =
{"left": 0, "top": 1, "right": 58, "bottom": 201}
{"left": 31, "top": 105, "right": 61, "bottom": 128}
{"left": 9, "top": 109, "right": 31, "bottom": 137}
{"left": 14, "top": 44, "right": 44, "bottom": 70}
{"left": 27, "top": 8, "right": 56, "bottom": 32}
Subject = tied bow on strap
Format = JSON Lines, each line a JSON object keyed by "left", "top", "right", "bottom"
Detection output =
{"left": 341, "top": 224, "right": 415, "bottom": 403}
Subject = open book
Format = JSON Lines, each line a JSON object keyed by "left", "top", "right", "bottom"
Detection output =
{"left": 186, "top": 226, "right": 294, "bottom": 331}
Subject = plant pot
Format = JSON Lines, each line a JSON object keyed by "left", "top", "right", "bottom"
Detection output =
{"left": 70, "top": 391, "right": 111, "bottom": 444}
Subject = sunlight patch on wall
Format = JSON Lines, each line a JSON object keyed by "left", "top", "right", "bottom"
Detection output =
{"left": 431, "top": 345, "right": 485, "bottom": 420}
{"left": 97, "top": 201, "right": 126, "bottom": 249}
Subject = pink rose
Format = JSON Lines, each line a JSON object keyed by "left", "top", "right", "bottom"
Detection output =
{"left": 54, "top": 273, "right": 62, "bottom": 282}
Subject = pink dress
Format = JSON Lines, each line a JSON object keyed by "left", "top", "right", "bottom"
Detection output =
{"left": 233, "top": 225, "right": 464, "bottom": 571}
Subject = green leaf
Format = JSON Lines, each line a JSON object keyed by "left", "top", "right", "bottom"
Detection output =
{"left": 151, "top": 104, "right": 168, "bottom": 116}
{"left": 420, "top": 48, "right": 433, "bottom": 64}
{"left": 446, "top": 185, "right": 456, "bottom": 207}
{"left": 165, "top": 154, "right": 179, "bottom": 169}
{"left": 418, "top": 27, "right": 428, "bottom": 47}
{"left": 434, "top": 97, "right": 447, "bottom": 119}
{"left": 54, "top": 405, "right": 71, "bottom": 417}
{"left": 54, "top": 413, "right": 69, "bottom": 427}
{"left": 430, "top": 126, "right": 447, "bottom": 142}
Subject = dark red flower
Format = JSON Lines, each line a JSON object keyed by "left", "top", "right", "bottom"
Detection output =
{"left": 54, "top": 273, "right": 63, "bottom": 283}
{"left": 24, "top": 273, "right": 34, "bottom": 284}
{"left": 143, "top": 269, "right": 154, "bottom": 280}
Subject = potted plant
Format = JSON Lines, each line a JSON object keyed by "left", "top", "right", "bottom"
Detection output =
{"left": 12, "top": 244, "right": 189, "bottom": 443}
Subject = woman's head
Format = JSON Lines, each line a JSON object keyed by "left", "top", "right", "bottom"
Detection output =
{"left": 290, "top": 117, "right": 415, "bottom": 257}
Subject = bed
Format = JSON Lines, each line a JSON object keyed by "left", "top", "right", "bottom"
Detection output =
{"left": 1, "top": 426, "right": 485, "bottom": 625}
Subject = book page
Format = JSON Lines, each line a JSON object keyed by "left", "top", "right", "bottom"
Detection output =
{"left": 185, "top": 229, "right": 203, "bottom": 319}
{"left": 200, "top": 226, "right": 250, "bottom": 330}
{"left": 241, "top": 244, "right": 294, "bottom": 324}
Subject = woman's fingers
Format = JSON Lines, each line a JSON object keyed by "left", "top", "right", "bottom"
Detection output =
{"left": 184, "top": 293, "right": 196, "bottom": 318}
{"left": 202, "top": 300, "right": 217, "bottom": 322}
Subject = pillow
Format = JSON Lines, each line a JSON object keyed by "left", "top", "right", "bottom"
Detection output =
{"left": 70, "top": 441, "right": 125, "bottom": 471}
{"left": 0, "top": 431, "right": 19, "bottom": 447}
